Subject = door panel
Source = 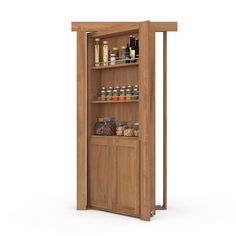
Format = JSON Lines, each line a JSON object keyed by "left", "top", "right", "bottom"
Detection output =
{"left": 88, "top": 138, "right": 112, "bottom": 210}
{"left": 113, "top": 139, "right": 140, "bottom": 216}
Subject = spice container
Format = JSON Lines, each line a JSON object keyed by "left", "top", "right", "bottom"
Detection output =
{"left": 133, "top": 88, "right": 139, "bottom": 100}
{"left": 110, "top": 53, "right": 116, "bottom": 65}
{"left": 133, "top": 123, "right": 139, "bottom": 137}
{"left": 95, "top": 118, "right": 105, "bottom": 135}
{"left": 124, "top": 127, "right": 134, "bottom": 137}
{"left": 95, "top": 38, "right": 100, "bottom": 67}
{"left": 126, "top": 88, "right": 132, "bottom": 100}
{"left": 116, "top": 121, "right": 127, "bottom": 136}
{"left": 120, "top": 46, "right": 126, "bottom": 61}
{"left": 112, "top": 89, "right": 119, "bottom": 101}
{"left": 107, "top": 89, "right": 112, "bottom": 100}
{"left": 101, "top": 89, "right": 106, "bottom": 101}
{"left": 103, "top": 117, "right": 116, "bottom": 136}
{"left": 119, "top": 89, "right": 126, "bottom": 100}
{"left": 103, "top": 41, "right": 108, "bottom": 66}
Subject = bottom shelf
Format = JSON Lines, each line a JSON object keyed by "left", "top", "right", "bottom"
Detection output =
{"left": 90, "top": 135, "right": 139, "bottom": 139}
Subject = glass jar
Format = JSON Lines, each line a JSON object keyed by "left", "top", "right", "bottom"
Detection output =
{"left": 126, "top": 88, "right": 132, "bottom": 100}
{"left": 103, "top": 41, "right": 108, "bottom": 66}
{"left": 110, "top": 53, "right": 116, "bottom": 65}
{"left": 106, "top": 89, "right": 112, "bottom": 101}
{"left": 94, "top": 118, "right": 105, "bottom": 135}
{"left": 103, "top": 117, "right": 116, "bottom": 136}
{"left": 94, "top": 38, "right": 100, "bottom": 67}
{"left": 119, "top": 89, "right": 126, "bottom": 100}
{"left": 133, "top": 88, "right": 139, "bottom": 100}
{"left": 116, "top": 121, "right": 127, "bottom": 136}
{"left": 120, "top": 46, "right": 126, "bottom": 61}
{"left": 112, "top": 89, "right": 119, "bottom": 101}
{"left": 133, "top": 123, "right": 139, "bottom": 137}
{"left": 124, "top": 127, "right": 134, "bottom": 137}
{"left": 100, "top": 89, "right": 106, "bottom": 101}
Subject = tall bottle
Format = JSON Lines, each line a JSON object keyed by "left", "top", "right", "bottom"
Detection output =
{"left": 135, "top": 39, "right": 139, "bottom": 60}
{"left": 94, "top": 38, "right": 100, "bottom": 67}
{"left": 103, "top": 41, "right": 109, "bottom": 66}
{"left": 125, "top": 44, "right": 130, "bottom": 63}
{"left": 130, "top": 36, "right": 136, "bottom": 62}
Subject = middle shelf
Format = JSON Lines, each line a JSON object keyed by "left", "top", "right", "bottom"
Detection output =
{"left": 91, "top": 100, "right": 139, "bottom": 104}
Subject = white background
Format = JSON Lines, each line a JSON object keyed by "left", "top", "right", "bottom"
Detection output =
{"left": 0, "top": 0, "right": 236, "bottom": 235}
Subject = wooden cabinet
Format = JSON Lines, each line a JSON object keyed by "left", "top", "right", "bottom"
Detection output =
{"left": 88, "top": 137, "right": 139, "bottom": 217}
{"left": 72, "top": 21, "right": 178, "bottom": 221}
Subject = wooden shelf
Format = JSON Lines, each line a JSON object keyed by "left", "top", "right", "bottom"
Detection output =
{"left": 90, "top": 135, "right": 139, "bottom": 139}
{"left": 91, "top": 100, "right": 139, "bottom": 104}
{"left": 91, "top": 62, "right": 139, "bottom": 70}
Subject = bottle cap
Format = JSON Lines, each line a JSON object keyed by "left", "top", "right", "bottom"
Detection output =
{"left": 95, "top": 38, "right": 100, "bottom": 42}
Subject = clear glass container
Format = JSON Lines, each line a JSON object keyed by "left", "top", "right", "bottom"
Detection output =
{"left": 103, "top": 41, "right": 108, "bottom": 66}
{"left": 94, "top": 38, "right": 100, "bottom": 67}
{"left": 94, "top": 118, "right": 105, "bottom": 135}
{"left": 103, "top": 117, "right": 116, "bottom": 136}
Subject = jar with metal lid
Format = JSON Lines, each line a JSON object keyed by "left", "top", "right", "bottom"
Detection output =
{"left": 127, "top": 85, "right": 133, "bottom": 91}
{"left": 133, "top": 87, "right": 139, "bottom": 100}
{"left": 103, "top": 117, "right": 116, "bottom": 136}
{"left": 115, "top": 86, "right": 120, "bottom": 92}
{"left": 126, "top": 88, "right": 132, "bottom": 100}
{"left": 95, "top": 118, "right": 105, "bottom": 135}
{"left": 106, "top": 89, "right": 112, "bottom": 100}
{"left": 110, "top": 53, "right": 116, "bottom": 65}
{"left": 119, "top": 89, "right": 126, "bottom": 100}
{"left": 124, "top": 126, "right": 134, "bottom": 137}
{"left": 116, "top": 121, "right": 128, "bottom": 136}
{"left": 100, "top": 90, "right": 106, "bottom": 101}
{"left": 112, "top": 89, "right": 119, "bottom": 101}
{"left": 121, "top": 85, "right": 126, "bottom": 90}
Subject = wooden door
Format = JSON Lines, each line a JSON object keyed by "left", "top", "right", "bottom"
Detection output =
{"left": 113, "top": 138, "right": 140, "bottom": 217}
{"left": 88, "top": 137, "right": 112, "bottom": 210}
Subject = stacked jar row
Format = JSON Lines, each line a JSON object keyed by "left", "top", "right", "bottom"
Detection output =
{"left": 100, "top": 85, "right": 139, "bottom": 101}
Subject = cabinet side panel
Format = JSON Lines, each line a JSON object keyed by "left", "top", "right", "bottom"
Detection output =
{"left": 77, "top": 31, "right": 87, "bottom": 210}
{"left": 139, "top": 22, "right": 155, "bottom": 220}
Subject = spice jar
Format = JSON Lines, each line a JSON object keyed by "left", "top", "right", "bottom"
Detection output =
{"left": 106, "top": 89, "right": 112, "bottom": 100}
{"left": 103, "top": 41, "right": 108, "bottom": 66}
{"left": 116, "top": 121, "right": 127, "bottom": 136}
{"left": 113, "top": 47, "right": 119, "bottom": 58}
{"left": 133, "top": 123, "right": 139, "bottom": 137}
{"left": 120, "top": 46, "right": 126, "bottom": 61}
{"left": 126, "top": 88, "right": 132, "bottom": 100}
{"left": 119, "top": 89, "right": 126, "bottom": 100}
{"left": 112, "top": 89, "right": 119, "bottom": 101}
{"left": 124, "top": 127, "right": 134, "bottom": 137}
{"left": 101, "top": 89, "right": 106, "bottom": 101}
{"left": 110, "top": 53, "right": 116, "bottom": 65}
{"left": 103, "top": 117, "right": 116, "bottom": 136}
{"left": 95, "top": 118, "right": 105, "bottom": 135}
{"left": 133, "top": 88, "right": 139, "bottom": 100}
{"left": 94, "top": 38, "right": 100, "bottom": 67}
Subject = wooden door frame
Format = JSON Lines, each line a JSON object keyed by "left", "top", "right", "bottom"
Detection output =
{"left": 73, "top": 21, "right": 178, "bottom": 220}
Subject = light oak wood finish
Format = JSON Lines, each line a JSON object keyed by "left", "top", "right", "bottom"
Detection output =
{"left": 73, "top": 21, "right": 178, "bottom": 221}
{"left": 77, "top": 31, "right": 87, "bottom": 210}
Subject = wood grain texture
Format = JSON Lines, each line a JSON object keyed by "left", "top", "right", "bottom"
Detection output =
{"left": 71, "top": 22, "right": 177, "bottom": 32}
{"left": 139, "top": 21, "right": 155, "bottom": 221}
{"left": 77, "top": 31, "right": 87, "bottom": 210}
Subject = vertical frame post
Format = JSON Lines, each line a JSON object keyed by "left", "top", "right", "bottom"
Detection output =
{"left": 77, "top": 31, "right": 87, "bottom": 210}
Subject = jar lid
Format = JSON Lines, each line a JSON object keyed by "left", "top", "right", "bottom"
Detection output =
{"left": 95, "top": 38, "right": 100, "bottom": 42}
{"left": 121, "top": 46, "right": 126, "bottom": 49}
{"left": 126, "top": 88, "right": 131, "bottom": 92}
{"left": 101, "top": 86, "right": 106, "bottom": 90}
{"left": 133, "top": 122, "right": 139, "bottom": 126}
{"left": 113, "top": 89, "right": 118, "bottom": 92}
{"left": 103, "top": 41, "right": 108, "bottom": 44}
{"left": 98, "top": 117, "right": 104, "bottom": 122}
{"left": 110, "top": 53, "right": 116, "bottom": 57}
{"left": 107, "top": 89, "right": 111, "bottom": 93}
{"left": 113, "top": 47, "right": 118, "bottom": 50}
{"left": 108, "top": 86, "right": 113, "bottom": 90}
{"left": 101, "top": 90, "right": 106, "bottom": 94}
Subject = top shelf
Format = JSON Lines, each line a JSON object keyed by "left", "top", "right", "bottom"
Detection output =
{"left": 91, "top": 62, "right": 139, "bottom": 70}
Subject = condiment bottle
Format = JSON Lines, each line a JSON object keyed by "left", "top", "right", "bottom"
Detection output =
{"left": 103, "top": 41, "right": 108, "bottom": 66}
{"left": 94, "top": 38, "right": 100, "bottom": 67}
{"left": 125, "top": 44, "right": 130, "bottom": 63}
{"left": 126, "top": 88, "right": 132, "bottom": 100}
{"left": 112, "top": 89, "right": 119, "bottom": 101}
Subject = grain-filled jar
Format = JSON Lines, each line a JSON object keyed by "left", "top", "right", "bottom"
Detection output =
{"left": 133, "top": 123, "right": 139, "bottom": 137}
{"left": 95, "top": 118, "right": 105, "bottom": 135}
{"left": 124, "top": 127, "right": 134, "bottom": 137}
{"left": 116, "top": 121, "right": 128, "bottom": 136}
{"left": 106, "top": 89, "right": 112, "bottom": 100}
{"left": 103, "top": 117, "right": 116, "bottom": 136}
{"left": 103, "top": 41, "right": 108, "bottom": 66}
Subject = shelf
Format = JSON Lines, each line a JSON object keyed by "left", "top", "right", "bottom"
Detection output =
{"left": 91, "top": 100, "right": 139, "bottom": 104}
{"left": 90, "top": 135, "right": 139, "bottom": 139}
{"left": 91, "top": 62, "right": 139, "bottom": 70}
